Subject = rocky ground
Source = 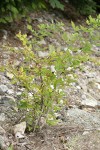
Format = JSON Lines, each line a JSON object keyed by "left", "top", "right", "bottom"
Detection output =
{"left": 0, "top": 10, "right": 100, "bottom": 150}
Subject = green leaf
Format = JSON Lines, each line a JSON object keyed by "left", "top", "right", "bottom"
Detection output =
{"left": 82, "top": 42, "right": 91, "bottom": 52}
{"left": 11, "top": 6, "right": 19, "bottom": 14}
{"left": 27, "top": 24, "right": 33, "bottom": 31}
{"left": 49, "top": 0, "right": 64, "bottom": 10}
{"left": 19, "top": 100, "right": 28, "bottom": 109}
{"left": 62, "top": 32, "right": 68, "bottom": 41}
{"left": 71, "top": 21, "right": 80, "bottom": 31}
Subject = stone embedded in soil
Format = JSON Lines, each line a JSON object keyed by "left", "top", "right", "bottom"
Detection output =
{"left": 0, "top": 84, "right": 8, "bottom": 95}
{"left": 0, "top": 96, "right": 16, "bottom": 106}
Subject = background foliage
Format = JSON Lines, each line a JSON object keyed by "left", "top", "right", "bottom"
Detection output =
{"left": 68, "top": 0, "right": 96, "bottom": 15}
{"left": 0, "top": 0, "right": 99, "bottom": 23}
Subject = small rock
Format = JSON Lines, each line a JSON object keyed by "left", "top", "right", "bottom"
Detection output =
{"left": 69, "top": 82, "right": 76, "bottom": 86}
{"left": 0, "top": 84, "right": 8, "bottom": 95}
{"left": 50, "top": 65, "right": 56, "bottom": 73}
{"left": 67, "top": 67, "right": 72, "bottom": 71}
{"left": 96, "top": 77, "right": 100, "bottom": 83}
{"left": 82, "top": 131, "right": 89, "bottom": 135}
{"left": 14, "top": 122, "right": 26, "bottom": 139}
{"left": 81, "top": 98, "right": 97, "bottom": 108}
{"left": 7, "top": 89, "right": 14, "bottom": 95}
{"left": 0, "top": 113, "right": 5, "bottom": 122}
{"left": 38, "top": 51, "right": 49, "bottom": 58}
{"left": 76, "top": 86, "right": 81, "bottom": 90}
{"left": 14, "top": 60, "right": 20, "bottom": 67}
{"left": 5, "top": 72, "right": 14, "bottom": 79}
{"left": 50, "top": 84, "right": 54, "bottom": 90}
{"left": 59, "top": 99, "right": 63, "bottom": 104}
{"left": 55, "top": 113, "right": 64, "bottom": 122}
{"left": 68, "top": 74, "right": 74, "bottom": 80}
{"left": 16, "top": 91, "right": 22, "bottom": 96}
{"left": 1, "top": 96, "right": 16, "bottom": 106}
{"left": 64, "top": 47, "right": 68, "bottom": 51}
{"left": 38, "top": 39, "right": 46, "bottom": 45}
{"left": 95, "top": 83, "right": 100, "bottom": 90}
{"left": 37, "top": 18, "right": 43, "bottom": 22}
{"left": 85, "top": 72, "right": 96, "bottom": 78}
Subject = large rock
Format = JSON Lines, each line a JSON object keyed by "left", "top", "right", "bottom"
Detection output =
{"left": 66, "top": 108, "right": 100, "bottom": 129}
